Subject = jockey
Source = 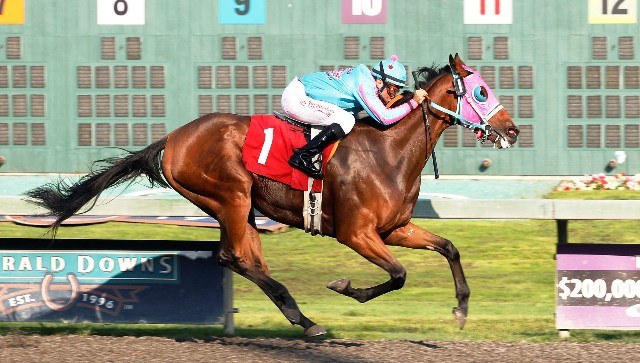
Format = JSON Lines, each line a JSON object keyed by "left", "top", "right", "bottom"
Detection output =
{"left": 281, "top": 55, "right": 428, "bottom": 179}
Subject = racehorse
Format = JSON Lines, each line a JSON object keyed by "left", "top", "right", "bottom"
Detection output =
{"left": 26, "top": 54, "right": 519, "bottom": 337}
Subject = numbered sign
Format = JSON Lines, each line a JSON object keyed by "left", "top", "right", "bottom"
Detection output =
{"left": 342, "top": 0, "right": 387, "bottom": 24}
{"left": 97, "top": 0, "right": 146, "bottom": 25}
{"left": 218, "top": 0, "right": 266, "bottom": 24}
{"left": 464, "top": 0, "right": 513, "bottom": 24}
{"left": 0, "top": 0, "right": 25, "bottom": 25}
{"left": 589, "top": 0, "right": 637, "bottom": 24}
{"left": 557, "top": 244, "right": 640, "bottom": 330}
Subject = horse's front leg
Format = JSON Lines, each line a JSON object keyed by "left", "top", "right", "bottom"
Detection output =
{"left": 383, "top": 222, "right": 470, "bottom": 329}
{"left": 327, "top": 225, "right": 407, "bottom": 303}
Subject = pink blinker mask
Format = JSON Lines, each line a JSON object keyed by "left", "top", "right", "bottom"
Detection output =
{"left": 457, "top": 66, "right": 503, "bottom": 140}
{"left": 425, "top": 63, "right": 502, "bottom": 143}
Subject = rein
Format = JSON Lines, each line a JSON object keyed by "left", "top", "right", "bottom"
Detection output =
{"left": 412, "top": 71, "right": 439, "bottom": 179}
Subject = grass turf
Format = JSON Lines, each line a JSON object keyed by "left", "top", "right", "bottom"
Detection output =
{"left": 0, "top": 217, "right": 639, "bottom": 342}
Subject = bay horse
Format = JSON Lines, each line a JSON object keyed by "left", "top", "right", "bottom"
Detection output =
{"left": 26, "top": 54, "right": 519, "bottom": 337}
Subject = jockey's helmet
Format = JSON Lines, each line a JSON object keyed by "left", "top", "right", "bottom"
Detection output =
{"left": 371, "top": 55, "right": 407, "bottom": 88}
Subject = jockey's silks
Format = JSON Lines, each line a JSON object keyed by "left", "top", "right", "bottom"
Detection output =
{"left": 300, "top": 64, "right": 417, "bottom": 126}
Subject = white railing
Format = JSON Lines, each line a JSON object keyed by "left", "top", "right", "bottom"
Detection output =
{"left": 3, "top": 197, "right": 639, "bottom": 221}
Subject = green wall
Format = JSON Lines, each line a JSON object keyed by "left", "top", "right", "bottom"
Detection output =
{"left": 0, "top": 0, "right": 638, "bottom": 175}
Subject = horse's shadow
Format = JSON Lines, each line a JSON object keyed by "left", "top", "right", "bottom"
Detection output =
{"left": 408, "top": 340, "right": 441, "bottom": 349}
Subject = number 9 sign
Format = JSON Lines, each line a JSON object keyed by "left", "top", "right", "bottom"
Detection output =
{"left": 97, "top": 0, "right": 145, "bottom": 25}
{"left": 218, "top": 0, "right": 266, "bottom": 24}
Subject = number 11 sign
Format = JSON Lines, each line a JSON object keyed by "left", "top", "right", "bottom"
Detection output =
{"left": 464, "top": 0, "right": 513, "bottom": 24}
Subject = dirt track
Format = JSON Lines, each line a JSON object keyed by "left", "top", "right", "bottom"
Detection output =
{"left": 1, "top": 334, "right": 639, "bottom": 362}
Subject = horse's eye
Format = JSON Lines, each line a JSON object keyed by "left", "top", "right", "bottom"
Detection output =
{"left": 473, "top": 86, "right": 488, "bottom": 103}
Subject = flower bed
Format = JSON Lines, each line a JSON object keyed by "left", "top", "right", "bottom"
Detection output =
{"left": 556, "top": 173, "right": 640, "bottom": 191}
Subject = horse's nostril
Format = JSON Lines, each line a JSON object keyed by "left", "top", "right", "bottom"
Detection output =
{"left": 508, "top": 127, "right": 519, "bottom": 137}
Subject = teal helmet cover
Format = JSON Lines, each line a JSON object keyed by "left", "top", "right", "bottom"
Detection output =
{"left": 371, "top": 55, "right": 407, "bottom": 87}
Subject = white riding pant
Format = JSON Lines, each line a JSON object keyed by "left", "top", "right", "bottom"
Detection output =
{"left": 281, "top": 78, "right": 355, "bottom": 134}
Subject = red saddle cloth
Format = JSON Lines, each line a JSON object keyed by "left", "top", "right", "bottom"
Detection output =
{"left": 242, "top": 114, "right": 335, "bottom": 192}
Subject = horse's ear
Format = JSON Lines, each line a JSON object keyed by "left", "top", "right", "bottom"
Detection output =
{"left": 448, "top": 54, "right": 461, "bottom": 73}
{"left": 449, "top": 53, "right": 471, "bottom": 77}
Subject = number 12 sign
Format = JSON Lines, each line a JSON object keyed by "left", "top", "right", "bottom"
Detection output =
{"left": 97, "top": 0, "right": 146, "bottom": 25}
{"left": 589, "top": 0, "right": 637, "bottom": 24}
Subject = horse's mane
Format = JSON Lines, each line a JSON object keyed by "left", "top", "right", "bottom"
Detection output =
{"left": 384, "top": 64, "right": 451, "bottom": 108}
{"left": 414, "top": 64, "right": 451, "bottom": 91}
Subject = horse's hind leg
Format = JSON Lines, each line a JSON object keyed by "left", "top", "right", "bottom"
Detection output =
{"left": 162, "top": 156, "right": 324, "bottom": 336}
{"left": 174, "top": 193, "right": 324, "bottom": 336}
{"left": 218, "top": 217, "right": 326, "bottom": 337}
{"left": 383, "top": 222, "right": 470, "bottom": 329}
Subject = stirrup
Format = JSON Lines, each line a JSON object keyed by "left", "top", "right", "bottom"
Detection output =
{"left": 289, "top": 151, "right": 323, "bottom": 179}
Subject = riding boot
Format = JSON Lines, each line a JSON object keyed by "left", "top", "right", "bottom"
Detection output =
{"left": 289, "top": 123, "right": 345, "bottom": 180}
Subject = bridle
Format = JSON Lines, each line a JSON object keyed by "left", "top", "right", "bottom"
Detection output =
{"left": 427, "top": 68, "right": 500, "bottom": 143}
{"left": 413, "top": 66, "right": 505, "bottom": 178}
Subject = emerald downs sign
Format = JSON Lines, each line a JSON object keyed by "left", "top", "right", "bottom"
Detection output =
{"left": 0, "top": 239, "right": 228, "bottom": 324}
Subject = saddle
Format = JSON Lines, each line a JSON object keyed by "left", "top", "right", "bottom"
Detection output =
{"left": 273, "top": 111, "right": 316, "bottom": 135}
{"left": 242, "top": 113, "right": 338, "bottom": 236}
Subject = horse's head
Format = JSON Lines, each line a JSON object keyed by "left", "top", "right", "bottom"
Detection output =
{"left": 425, "top": 54, "right": 519, "bottom": 148}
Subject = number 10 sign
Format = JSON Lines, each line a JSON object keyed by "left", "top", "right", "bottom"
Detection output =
{"left": 342, "top": 0, "right": 387, "bottom": 24}
{"left": 97, "top": 0, "right": 146, "bottom": 25}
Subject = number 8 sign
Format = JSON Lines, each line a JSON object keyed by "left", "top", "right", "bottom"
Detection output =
{"left": 97, "top": 0, "right": 145, "bottom": 25}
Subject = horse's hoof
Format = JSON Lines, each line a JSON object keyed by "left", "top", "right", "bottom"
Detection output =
{"left": 327, "top": 278, "right": 350, "bottom": 293}
{"left": 304, "top": 324, "right": 327, "bottom": 337}
{"left": 452, "top": 307, "right": 467, "bottom": 330}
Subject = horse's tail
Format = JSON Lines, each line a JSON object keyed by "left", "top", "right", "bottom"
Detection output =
{"left": 24, "top": 137, "right": 169, "bottom": 235}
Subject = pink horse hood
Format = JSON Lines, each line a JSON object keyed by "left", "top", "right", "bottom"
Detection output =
{"left": 459, "top": 65, "right": 504, "bottom": 125}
